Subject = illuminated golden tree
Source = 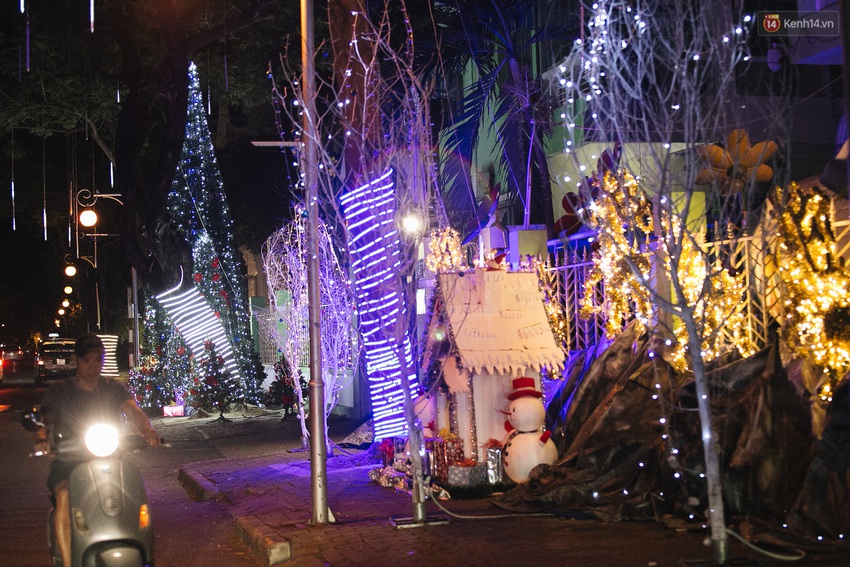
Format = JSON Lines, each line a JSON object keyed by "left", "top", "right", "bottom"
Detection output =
{"left": 580, "top": 171, "right": 758, "bottom": 372}
{"left": 556, "top": 2, "right": 788, "bottom": 561}
{"left": 775, "top": 182, "right": 850, "bottom": 402}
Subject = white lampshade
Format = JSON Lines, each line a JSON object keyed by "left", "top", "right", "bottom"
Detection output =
{"left": 79, "top": 209, "right": 98, "bottom": 227}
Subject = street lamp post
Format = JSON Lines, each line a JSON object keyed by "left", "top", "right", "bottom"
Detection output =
{"left": 300, "top": 0, "right": 329, "bottom": 526}
{"left": 72, "top": 188, "right": 140, "bottom": 364}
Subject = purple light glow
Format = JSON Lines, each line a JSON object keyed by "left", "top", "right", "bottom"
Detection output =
{"left": 341, "top": 169, "right": 416, "bottom": 440}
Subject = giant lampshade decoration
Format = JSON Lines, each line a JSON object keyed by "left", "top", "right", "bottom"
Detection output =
{"left": 156, "top": 282, "right": 242, "bottom": 385}
{"left": 340, "top": 169, "right": 416, "bottom": 440}
{"left": 97, "top": 334, "right": 120, "bottom": 378}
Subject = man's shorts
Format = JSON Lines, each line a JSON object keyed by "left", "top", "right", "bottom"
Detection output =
{"left": 47, "top": 459, "right": 83, "bottom": 505}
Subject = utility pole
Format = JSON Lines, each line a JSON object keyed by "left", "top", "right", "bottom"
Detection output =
{"left": 301, "top": 0, "right": 329, "bottom": 525}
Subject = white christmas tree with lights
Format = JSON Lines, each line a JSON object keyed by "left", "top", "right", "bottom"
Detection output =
{"left": 159, "top": 61, "right": 259, "bottom": 401}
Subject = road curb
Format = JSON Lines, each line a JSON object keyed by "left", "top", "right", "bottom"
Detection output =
{"left": 177, "top": 467, "right": 220, "bottom": 502}
{"left": 235, "top": 515, "right": 291, "bottom": 566}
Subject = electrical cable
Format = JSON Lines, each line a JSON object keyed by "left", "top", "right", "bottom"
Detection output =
{"left": 725, "top": 528, "right": 807, "bottom": 562}
{"left": 426, "top": 485, "right": 554, "bottom": 521}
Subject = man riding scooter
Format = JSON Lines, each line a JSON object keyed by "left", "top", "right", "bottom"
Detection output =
{"left": 32, "top": 333, "right": 160, "bottom": 567}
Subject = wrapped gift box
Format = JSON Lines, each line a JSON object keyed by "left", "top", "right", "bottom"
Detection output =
{"left": 447, "top": 463, "right": 488, "bottom": 487}
{"left": 431, "top": 437, "right": 464, "bottom": 483}
{"left": 163, "top": 404, "right": 184, "bottom": 417}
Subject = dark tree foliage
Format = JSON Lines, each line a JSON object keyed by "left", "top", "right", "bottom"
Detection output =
{"left": 0, "top": 1, "right": 298, "bottom": 297}
{"left": 410, "top": 0, "right": 579, "bottom": 235}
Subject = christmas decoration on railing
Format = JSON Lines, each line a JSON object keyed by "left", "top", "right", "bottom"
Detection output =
{"left": 341, "top": 168, "right": 416, "bottom": 440}
{"left": 695, "top": 129, "right": 777, "bottom": 195}
{"left": 579, "top": 170, "right": 654, "bottom": 339}
{"left": 426, "top": 227, "right": 463, "bottom": 273}
{"left": 774, "top": 182, "right": 850, "bottom": 400}
{"left": 535, "top": 259, "right": 569, "bottom": 357}
{"left": 579, "top": 170, "right": 756, "bottom": 371}
{"left": 656, "top": 215, "right": 757, "bottom": 371}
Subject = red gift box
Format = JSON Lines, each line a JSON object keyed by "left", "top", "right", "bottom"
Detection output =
{"left": 431, "top": 437, "right": 464, "bottom": 483}
{"left": 163, "top": 404, "right": 184, "bottom": 417}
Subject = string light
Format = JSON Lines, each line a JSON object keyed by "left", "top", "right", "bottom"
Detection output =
{"left": 340, "top": 169, "right": 416, "bottom": 440}
{"left": 775, "top": 182, "right": 850, "bottom": 400}
{"left": 425, "top": 227, "right": 463, "bottom": 273}
{"left": 580, "top": 170, "right": 756, "bottom": 371}
{"left": 156, "top": 282, "right": 242, "bottom": 382}
{"left": 160, "top": 62, "right": 258, "bottom": 394}
{"left": 579, "top": 170, "right": 654, "bottom": 339}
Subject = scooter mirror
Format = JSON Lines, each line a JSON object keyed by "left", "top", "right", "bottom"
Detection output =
{"left": 21, "top": 407, "right": 45, "bottom": 431}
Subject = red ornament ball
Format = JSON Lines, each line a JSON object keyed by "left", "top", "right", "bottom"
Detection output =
{"left": 193, "top": 273, "right": 202, "bottom": 282}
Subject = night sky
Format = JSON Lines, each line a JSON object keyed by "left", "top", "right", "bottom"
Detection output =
{"left": 0, "top": 220, "right": 66, "bottom": 344}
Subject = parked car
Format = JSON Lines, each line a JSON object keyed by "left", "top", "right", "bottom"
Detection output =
{"left": 2, "top": 343, "right": 25, "bottom": 372}
{"left": 34, "top": 337, "right": 76, "bottom": 386}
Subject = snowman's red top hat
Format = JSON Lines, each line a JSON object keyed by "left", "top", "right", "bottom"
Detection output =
{"left": 507, "top": 377, "right": 542, "bottom": 400}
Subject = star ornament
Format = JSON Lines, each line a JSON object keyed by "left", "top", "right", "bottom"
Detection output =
{"left": 695, "top": 129, "right": 777, "bottom": 194}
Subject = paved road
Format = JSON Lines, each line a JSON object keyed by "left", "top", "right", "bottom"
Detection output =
{"left": 0, "top": 367, "right": 264, "bottom": 567}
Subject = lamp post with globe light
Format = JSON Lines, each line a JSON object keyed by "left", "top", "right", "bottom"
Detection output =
{"left": 71, "top": 188, "right": 141, "bottom": 365}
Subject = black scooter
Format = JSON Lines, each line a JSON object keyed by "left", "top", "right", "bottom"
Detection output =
{"left": 22, "top": 409, "right": 155, "bottom": 567}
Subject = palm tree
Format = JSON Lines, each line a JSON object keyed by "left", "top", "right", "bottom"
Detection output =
{"left": 423, "top": 0, "right": 577, "bottom": 238}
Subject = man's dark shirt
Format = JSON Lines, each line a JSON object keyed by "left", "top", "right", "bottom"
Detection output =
{"left": 41, "top": 377, "right": 132, "bottom": 460}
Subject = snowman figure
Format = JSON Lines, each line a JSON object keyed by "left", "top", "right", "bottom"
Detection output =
{"left": 502, "top": 377, "right": 558, "bottom": 483}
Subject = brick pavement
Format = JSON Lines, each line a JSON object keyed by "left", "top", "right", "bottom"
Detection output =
{"left": 168, "top": 414, "right": 849, "bottom": 567}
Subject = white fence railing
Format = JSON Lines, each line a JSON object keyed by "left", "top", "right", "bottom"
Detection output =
{"left": 546, "top": 230, "right": 785, "bottom": 355}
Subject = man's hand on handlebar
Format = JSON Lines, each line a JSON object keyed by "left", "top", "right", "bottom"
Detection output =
{"left": 33, "top": 440, "right": 50, "bottom": 457}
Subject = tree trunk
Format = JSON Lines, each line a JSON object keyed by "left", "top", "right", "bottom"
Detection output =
{"left": 684, "top": 313, "right": 728, "bottom": 565}
{"left": 328, "top": 0, "right": 381, "bottom": 186}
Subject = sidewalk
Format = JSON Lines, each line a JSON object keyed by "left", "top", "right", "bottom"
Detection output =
{"left": 169, "top": 414, "right": 847, "bottom": 567}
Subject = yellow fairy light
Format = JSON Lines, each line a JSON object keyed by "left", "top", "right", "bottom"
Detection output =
{"left": 426, "top": 227, "right": 463, "bottom": 273}
{"left": 580, "top": 170, "right": 655, "bottom": 338}
{"left": 656, "top": 215, "right": 756, "bottom": 371}
{"left": 536, "top": 259, "right": 569, "bottom": 356}
{"left": 775, "top": 182, "right": 850, "bottom": 398}
{"left": 580, "top": 170, "right": 756, "bottom": 372}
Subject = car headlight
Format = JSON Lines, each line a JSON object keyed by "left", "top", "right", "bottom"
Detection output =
{"left": 85, "top": 423, "right": 120, "bottom": 457}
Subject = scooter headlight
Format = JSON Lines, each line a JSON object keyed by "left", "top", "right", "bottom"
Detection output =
{"left": 85, "top": 423, "right": 120, "bottom": 457}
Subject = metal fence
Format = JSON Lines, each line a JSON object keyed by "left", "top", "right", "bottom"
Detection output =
{"left": 546, "top": 230, "right": 784, "bottom": 355}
